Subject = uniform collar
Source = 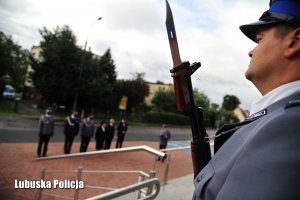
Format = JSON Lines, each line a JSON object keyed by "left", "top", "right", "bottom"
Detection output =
{"left": 249, "top": 80, "right": 300, "bottom": 115}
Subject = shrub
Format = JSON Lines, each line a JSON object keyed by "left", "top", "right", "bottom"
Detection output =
{"left": 142, "top": 112, "right": 190, "bottom": 125}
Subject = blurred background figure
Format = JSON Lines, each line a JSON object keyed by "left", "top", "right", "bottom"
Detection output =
{"left": 80, "top": 114, "right": 95, "bottom": 152}
{"left": 116, "top": 118, "right": 128, "bottom": 148}
{"left": 64, "top": 111, "right": 80, "bottom": 154}
{"left": 95, "top": 120, "right": 107, "bottom": 150}
{"left": 37, "top": 108, "right": 55, "bottom": 157}
{"left": 104, "top": 118, "right": 115, "bottom": 150}
{"left": 157, "top": 124, "right": 171, "bottom": 162}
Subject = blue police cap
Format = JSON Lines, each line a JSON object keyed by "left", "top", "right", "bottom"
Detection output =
{"left": 240, "top": 0, "right": 300, "bottom": 42}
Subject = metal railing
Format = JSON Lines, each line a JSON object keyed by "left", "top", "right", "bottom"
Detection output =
{"left": 36, "top": 168, "right": 158, "bottom": 200}
{"left": 37, "top": 145, "right": 165, "bottom": 161}
{"left": 86, "top": 178, "right": 160, "bottom": 200}
{"left": 36, "top": 144, "right": 192, "bottom": 199}
{"left": 36, "top": 145, "right": 165, "bottom": 200}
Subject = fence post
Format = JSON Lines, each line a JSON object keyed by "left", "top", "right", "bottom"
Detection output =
{"left": 152, "top": 156, "right": 158, "bottom": 172}
{"left": 163, "top": 153, "right": 171, "bottom": 185}
{"left": 146, "top": 170, "right": 156, "bottom": 196}
{"left": 74, "top": 167, "right": 83, "bottom": 200}
{"left": 37, "top": 168, "right": 46, "bottom": 200}
{"left": 135, "top": 173, "right": 145, "bottom": 199}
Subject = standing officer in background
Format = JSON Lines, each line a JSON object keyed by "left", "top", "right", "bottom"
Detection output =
{"left": 64, "top": 111, "right": 80, "bottom": 154}
{"left": 115, "top": 118, "right": 128, "bottom": 148}
{"left": 37, "top": 108, "right": 55, "bottom": 157}
{"left": 157, "top": 124, "right": 171, "bottom": 162}
{"left": 193, "top": 0, "right": 300, "bottom": 199}
{"left": 95, "top": 120, "right": 107, "bottom": 150}
{"left": 104, "top": 118, "right": 115, "bottom": 150}
{"left": 80, "top": 114, "right": 95, "bottom": 152}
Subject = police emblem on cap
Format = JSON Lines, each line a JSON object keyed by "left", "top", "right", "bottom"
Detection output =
{"left": 240, "top": 0, "right": 300, "bottom": 42}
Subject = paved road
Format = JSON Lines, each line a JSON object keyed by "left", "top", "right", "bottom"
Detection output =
{"left": 0, "top": 116, "right": 215, "bottom": 143}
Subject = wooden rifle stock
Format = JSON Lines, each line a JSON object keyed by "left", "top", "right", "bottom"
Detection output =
{"left": 171, "top": 62, "right": 212, "bottom": 178}
{"left": 191, "top": 107, "right": 212, "bottom": 178}
{"left": 166, "top": 0, "right": 211, "bottom": 179}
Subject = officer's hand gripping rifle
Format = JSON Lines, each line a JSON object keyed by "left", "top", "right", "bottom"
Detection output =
{"left": 165, "top": 0, "right": 212, "bottom": 178}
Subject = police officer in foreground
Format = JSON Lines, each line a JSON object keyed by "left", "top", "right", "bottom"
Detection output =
{"left": 193, "top": 0, "right": 300, "bottom": 199}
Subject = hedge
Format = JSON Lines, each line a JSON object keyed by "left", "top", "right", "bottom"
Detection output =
{"left": 142, "top": 111, "right": 190, "bottom": 125}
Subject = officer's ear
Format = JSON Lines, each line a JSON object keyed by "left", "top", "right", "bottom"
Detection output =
{"left": 284, "top": 28, "right": 300, "bottom": 58}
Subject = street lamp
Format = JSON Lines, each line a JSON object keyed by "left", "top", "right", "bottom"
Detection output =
{"left": 72, "top": 17, "right": 102, "bottom": 111}
{"left": 82, "top": 17, "right": 102, "bottom": 52}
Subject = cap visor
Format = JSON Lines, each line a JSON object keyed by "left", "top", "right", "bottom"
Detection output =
{"left": 239, "top": 20, "right": 278, "bottom": 42}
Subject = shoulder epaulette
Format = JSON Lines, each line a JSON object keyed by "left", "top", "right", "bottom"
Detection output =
{"left": 285, "top": 100, "right": 300, "bottom": 109}
{"left": 247, "top": 109, "right": 267, "bottom": 120}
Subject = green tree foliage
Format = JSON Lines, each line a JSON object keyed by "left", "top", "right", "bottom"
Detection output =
{"left": 219, "top": 109, "right": 239, "bottom": 126}
{"left": 0, "top": 32, "right": 29, "bottom": 93}
{"left": 30, "top": 25, "right": 80, "bottom": 106}
{"left": 151, "top": 88, "right": 210, "bottom": 113}
{"left": 116, "top": 73, "right": 149, "bottom": 112}
{"left": 193, "top": 89, "right": 219, "bottom": 127}
{"left": 142, "top": 111, "right": 190, "bottom": 125}
{"left": 222, "top": 94, "right": 241, "bottom": 110}
{"left": 30, "top": 25, "right": 117, "bottom": 111}
{"left": 78, "top": 49, "right": 117, "bottom": 111}
{"left": 151, "top": 88, "right": 220, "bottom": 127}
{"left": 99, "top": 49, "right": 117, "bottom": 84}
{"left": 194, "top": 89, "right": 210, "bottom": 110}
{"left": 216, "top": 94, "right": 241, "bottom": 126}
{"left": 150, "top": 89, "right": 241, "bottom": 127}
{"left": 151, "top": 90, "right": 177, "bottom": 112}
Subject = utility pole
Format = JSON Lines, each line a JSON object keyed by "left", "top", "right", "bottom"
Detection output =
{"left": 72, "top": 17, "right": 102, "bottom": 111}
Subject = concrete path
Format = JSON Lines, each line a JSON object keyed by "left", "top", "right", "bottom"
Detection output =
{"left": 157, "top": 173, "right": 195, "bottom": 200}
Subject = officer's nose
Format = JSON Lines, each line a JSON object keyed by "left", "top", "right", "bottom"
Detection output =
{"left": 248, "top": 49, "right": 253, "bottom": 58}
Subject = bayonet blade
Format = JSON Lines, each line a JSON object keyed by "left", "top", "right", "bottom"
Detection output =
{"left": 165, "top": 0, "right": 190, "bottom": 112}
{"left": 165, "top": 0, "right": 211, "bottom": 178}
{"left": 166, "top": 0, "right": 182, "bottom": 67}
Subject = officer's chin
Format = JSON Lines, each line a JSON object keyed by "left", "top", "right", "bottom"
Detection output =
{"left": 244, "top": 68, "right": 252, "bottom": 81}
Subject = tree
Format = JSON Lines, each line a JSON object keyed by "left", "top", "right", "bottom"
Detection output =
{"left": 78, "top": 49, "right": 117, "bottom": 111}
{"left": 30, "top": 25, "right": 81, "bottom": 106}
{"left": 216, "top": 94, "right": 241, "bottom": 127}
{"left": 0, "top": 32, "right": 29, "bottom": 94}
{"left": 222, "top": 94, "right": 241, "bottom": 110}
{"left": 194, "top": 89, "right": 210, "bottom": 110}
{"left": 97, "top": 49, "right": 117, "bottom": 110}
{"left": 151, "top": 90, "right": 177, "bottom": 112}
{"left": 152, "top": 88, "right": 210, "bottom": 113}
{"left": 116, "top": 73, "right": 149, "bottom": 112}
{"left": 151, "top": 88, "right": 212, "bottom": 117}
{"left": 98, "top": 49, "right": 117, "bottom": 84}
{"left": 30, "top": 25, "right": 118, "bottom": 111}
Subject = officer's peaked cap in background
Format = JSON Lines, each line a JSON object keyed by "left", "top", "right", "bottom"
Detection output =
{"left": 240, "top": 0, "right": 300, "bottom": 42}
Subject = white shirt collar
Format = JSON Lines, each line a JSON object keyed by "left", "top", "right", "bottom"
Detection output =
{"left": 249, "top": 80, "right": 300, "bottom": 115}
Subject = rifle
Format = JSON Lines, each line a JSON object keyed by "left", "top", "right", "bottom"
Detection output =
{"left": 165, "top": 0, "right": 212, "bottom": 178}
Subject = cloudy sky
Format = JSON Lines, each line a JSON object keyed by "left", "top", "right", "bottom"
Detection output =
{"left": 0, "top": 0, "right": 269, "bottom": 110}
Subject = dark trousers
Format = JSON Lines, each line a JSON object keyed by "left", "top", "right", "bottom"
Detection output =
{"left": 157, "top": 144, "right": 167, "bottom": 161}
{"left": 104, "top": 135, "right": 113, "bottom": 150}
{"left": 159, "top": 144, "right": 167, "bottom": 150}
{"left": 37, "top": 135, "right": 51, "bottom": 157}
{"left": 64, "top": 135, "right": 75, "bottom": 154}
{"left": 96, "top": 136, "right": 105, "bottom": 150}
{"left": 116, "top": 133, "right": 125, "bottom": 148}
{"left": 80, "top": 136, "right": 91, "bottom": 152}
